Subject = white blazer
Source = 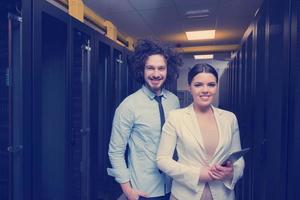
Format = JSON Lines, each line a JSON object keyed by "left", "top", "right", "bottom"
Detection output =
{"left": 156, "top": 104, "right": 245, "bottom": 200}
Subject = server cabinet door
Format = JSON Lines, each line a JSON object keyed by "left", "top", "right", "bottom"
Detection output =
{"left": 70, "top": 20, "right": 94, "bottom": 200}
{"left": 32, "top": 2, "right": 69, "bottom": 199}
{"left": 40, "top": 13, "right": 68, "bottom": 200}
{"left": 0, "top": 14, "right": 9, "bottom": 199}
{"left": 242, "top": 32, "right": 255, "bottom": 200}
{"left": 0, "top": 5, "right": 23, "bottom": 200}
{"left": 264, "top": 1, "right": 289, "bottom": 199}
{"left": 287, "top": 0, "right": 300, "bottom": 199}
{"left": 95, "top": 40, "right": 116, "bottom": 200}
{"left": 7, "top": 13, "right": 23, "bottom": 200}
{"left": 81, "top": 36, "right": 92, "bottom": 200}
{"left": 252, "top": 11, "right": 267, "bottom": 200}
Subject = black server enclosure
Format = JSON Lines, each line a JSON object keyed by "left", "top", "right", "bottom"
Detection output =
{"left": 219, "top": 0, "right": 300, "bottom": 199}
{"left": 0, "top": 0, "right": 32, "bottom": 200}
{"left": 0, "top": 0, "right": 136, "bottom": 199}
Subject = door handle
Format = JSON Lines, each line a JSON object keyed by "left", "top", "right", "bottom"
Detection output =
{"left": 7, "top": 145, "right": 23, "bottom": 153}
{"left": 80, "top": 128, "right": 90, "bottom": 136}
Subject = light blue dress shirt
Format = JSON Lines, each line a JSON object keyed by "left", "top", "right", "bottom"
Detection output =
{"left": 107, "top": 85, "right": 180, "bottom": 197}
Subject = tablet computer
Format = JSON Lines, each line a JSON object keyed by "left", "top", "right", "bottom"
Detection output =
{"left": 221, "top": 148, "right": 250, "bottom": 166}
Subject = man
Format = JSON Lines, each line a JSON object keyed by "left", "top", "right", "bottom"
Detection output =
{"left": 107, "top": 39, "right": 182, "bottom": 200}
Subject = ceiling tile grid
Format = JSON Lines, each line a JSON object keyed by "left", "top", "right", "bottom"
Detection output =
{"left": 84, "top": 0, "right": 263, "bottom": 58}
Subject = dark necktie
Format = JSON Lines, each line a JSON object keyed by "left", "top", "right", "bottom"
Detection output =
{"left": 154, "top": 95, "right": 165, "bottom": 130}
{"left": 154, "top": 95, "right": 167, "bottom": 193}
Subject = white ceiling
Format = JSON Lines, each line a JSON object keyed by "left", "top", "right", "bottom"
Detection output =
{"left": 85, "top": 0, "right": 262, "bottom": 57}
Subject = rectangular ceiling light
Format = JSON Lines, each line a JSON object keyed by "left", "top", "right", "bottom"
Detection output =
{"left": 194, "top": 54, "right": 214, "bottom": 59}
{"left": 186, "top": 30, "right": 215, "bottom": 40}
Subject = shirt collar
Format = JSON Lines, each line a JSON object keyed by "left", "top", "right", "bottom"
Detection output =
{"left": 142, "top": 85, "right": 166, "bottom": 100}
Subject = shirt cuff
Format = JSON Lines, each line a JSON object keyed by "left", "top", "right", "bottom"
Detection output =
{"left": 223, "top": 167, "right": 238, "bottom": 190}
{"left": 107, "top": 167, "right": 130, "bottom": 183}
{"left": 184, "top": 166, "right": 201, "bottom": 192}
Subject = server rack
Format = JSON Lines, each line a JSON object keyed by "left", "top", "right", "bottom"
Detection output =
{"left": 0, "top": 0, "right": 32, "bottom": 199}
{"left": 287, "top": 0, "right": 300, "bottom": 199}
{"left": 31, "top": 1, "right": 135, "bottom": 199}
{"left": 1, "top": 0, "right": 174, "bottom": 199}
{"left": 219, "top": 0, "right": 298, "bottom": 199}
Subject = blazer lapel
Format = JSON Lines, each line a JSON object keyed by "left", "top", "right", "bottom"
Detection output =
{"left": 184, "top": 104, "right": 205, "bottom": 149}
{"left": 211, "top": 106, "right": 224, "bottom": 158}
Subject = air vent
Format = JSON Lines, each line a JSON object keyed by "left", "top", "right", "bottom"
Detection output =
{"left": 185, "top": 9, "right": 210, "bottom": 19}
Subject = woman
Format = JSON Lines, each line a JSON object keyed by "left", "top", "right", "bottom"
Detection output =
{"left": 156, "top": 63, "right": 245, "bottom": 200}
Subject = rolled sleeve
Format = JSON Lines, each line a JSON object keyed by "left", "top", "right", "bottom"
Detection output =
{"left": 107, "top": 167, "right": 130, "bottom": 183}
{"left": 223, "top": 114, "right": 245, "bottom": 190}
{"left": 107, "top": 101, "right": 134, "bottom": 183}
{"left": 223, "top": 158, "right": 245, "bottom": 190}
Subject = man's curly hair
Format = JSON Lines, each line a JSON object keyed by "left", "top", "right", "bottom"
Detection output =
{"left": 129, "top": 39, "right": 182, "bottom": 84}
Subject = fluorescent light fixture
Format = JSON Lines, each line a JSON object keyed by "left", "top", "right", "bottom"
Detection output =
{"left": 194, "top": 54, "right": 214, "bottom": 59}
{"left": 186, "top": 30, "right": 215, "bottom": 40}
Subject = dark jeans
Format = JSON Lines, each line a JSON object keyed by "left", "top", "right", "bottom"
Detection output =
{"left": 139, "top": 193, "right": 170, "bottom": 200}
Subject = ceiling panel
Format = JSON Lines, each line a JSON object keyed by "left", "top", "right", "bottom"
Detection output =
{"left": 84, "top": 0, "right": 263, "bottom": 59}
{"left": 138, "top": 7, "right": 183, "bottom": 34}
{"left": 128, "top": 0, "right": 173, "bottom": 10}
{"left": 217, "top": 15, "right": 253, "bottom": 39}
{"left": 173, "top": 0, "right": 218, "bottom": 16}
{"left": 218, "top": 0, "right": 261, "bottom": 18}
{"left": 108, "top": 11, "right": 153, "bottom": 38}
{"left": 173, "top": 0, "right": 217, "bottom": 7}
{"left": 138, "top": 6, "right": 180, "bottom": 23}
{"left": 85, "top": 0, "right": 134, "bottom": 17}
